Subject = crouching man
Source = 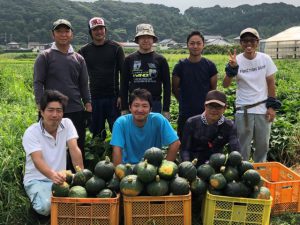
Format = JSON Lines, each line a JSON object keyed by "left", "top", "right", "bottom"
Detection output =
{"left": 23, "top": 90, "right": 84, "bottom": 216}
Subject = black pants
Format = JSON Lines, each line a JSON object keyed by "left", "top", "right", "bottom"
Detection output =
{"left": 64, "top": 111, "right": 86, "bottom": 172}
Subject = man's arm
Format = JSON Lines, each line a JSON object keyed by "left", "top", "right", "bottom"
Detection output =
{"left": 117, "top": 46, "right": 125, "bottom": 110}
{"left": 31, "top": 151, "right": 65, "bottom": 184}
{"left": 210, "top": 74, "right": 218, "bottom": 90}
{"left": 33, "top": 53, "right": 47, "bottom": 105}
{"left": 78, "top": 57, "right": 92, "bottom": 109}
{"left": 172, "top": 75, "right": 180, "bottom": 102}
{"left": 266, "top": 74, "right": 277, "bottom": 122}
{"left": 161, "top": 57, "right": 171, "bottom": 113}
{"left": 228, "top": 123, "right": 241, "bottom": 153}
{"left": 120, "top": 57, "right": 130, "bottom": 111}
{"left": 112, "top": 146, "right": 122, "bottom": 166}
{"left": 166, "top": 140, "right": 181, "bottom": 162}
{"left": 67, "top": 138, "right": 84, "bottom": 169}
{"left": 223, "top": 75, "right": 234, "bottom": 88}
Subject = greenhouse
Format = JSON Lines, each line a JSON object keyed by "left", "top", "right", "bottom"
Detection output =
{"left": 262, "top": 26, "right": 300, "bottom": 59}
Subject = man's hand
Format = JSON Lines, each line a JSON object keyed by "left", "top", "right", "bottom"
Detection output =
{"left": 228, "top": 49, "right": 238, "bottom": 68}
{"left": 121, "top": 110, "right": 129, "bottom": 115}
{"left": 266, "top": 107, "right": 276, "bottom": 122}
{"left": 85, "top": 102, "right": 92, "bottom": 112}
{"left": 117, "top": 97, "right": 122, "bottom": 110}
{"left": 51, "top": 171, "right": 66, "bottom": 185}
{"left": 162, "top": 111, "right": 170, "bottom": 120}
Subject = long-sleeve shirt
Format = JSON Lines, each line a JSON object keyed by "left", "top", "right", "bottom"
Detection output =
{"left": 120, "top": 51, "right": 171, "bottom": 112}
{"left": 181, "top": 114, "right": 240, "bottom": 166}
{"left": 78, "top": 40, "right": 125, "bottom": 99}
{"left": 34, "top": 44, "right": 91, "bottom": 113}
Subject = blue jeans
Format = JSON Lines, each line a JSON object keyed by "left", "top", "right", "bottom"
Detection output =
{"left": 235, "top": 113, "right": 271, "bottom": 162}
{"left": 90, "top": 97, "right": 120, "bottom": 140}
{"left": 24, "top": 180, "right": 52, "bottom": 216}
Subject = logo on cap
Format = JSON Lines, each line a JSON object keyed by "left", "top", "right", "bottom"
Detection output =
{"left": 89, "top": 17, "right": 105, "bottom": 29}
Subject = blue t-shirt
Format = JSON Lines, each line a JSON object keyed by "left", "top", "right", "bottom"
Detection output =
{"left": 172, "top": 58, "right": 218, "bottom": 118}
{"left": 110, "top": 112, "right": 178, "bottom": 164}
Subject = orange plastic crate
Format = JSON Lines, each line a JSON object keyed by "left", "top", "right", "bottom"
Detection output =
{"left": 51, "top": 194, "right": 119, "bottom": 225}
{"left": 253, "top": 162, "right": 300, "bottom": 214}
{"left": 123, "top": 192, "right": 191, "bottom": 225}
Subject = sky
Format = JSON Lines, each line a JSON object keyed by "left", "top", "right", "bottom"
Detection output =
{"left": 121, "top": 0, "right": 300, "bottom": 12}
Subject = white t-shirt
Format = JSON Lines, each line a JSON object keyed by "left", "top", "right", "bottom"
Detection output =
{"left": 23, "top": 118, "right": 78, "bottom": 185}
{"left": 236, "top": 52, "right": 277, "bottom": 114}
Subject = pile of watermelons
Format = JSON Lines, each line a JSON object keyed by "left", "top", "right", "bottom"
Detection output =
{"left": 52, "top": 148, "right": 270, "bottom": 200}
{"left": 118, "top": 147, "right": 190, "bottom": 197}
{"left": 52, "top": 156, "right": 119, "bottom": 198}
{"left": 196, "top": 151, "right": 271, "bottom": 199}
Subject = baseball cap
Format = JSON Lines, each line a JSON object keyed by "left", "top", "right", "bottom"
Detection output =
{"left": 240, "top": 27, "right": 260, "bottom": 39}
{"left": 205, "top": 90, "right": 227, "bottom": 107}
{"left": 134, "top": 23, "right": 157, "bottom": 43}
{"left": 89, "top": 17, "right": 106, "bottom": 29}
{"left": 52, "top": 19, "right": 72, "bottom": 31}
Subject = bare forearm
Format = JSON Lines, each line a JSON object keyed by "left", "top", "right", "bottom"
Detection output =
{"left": 166, "top": 140, "right": 180, "bottom": 161}
{"left": 113, "top": 146, "right": 122, "bottom": 166}
{"left": 223, "top": 75, "right": 233, "bottom": 88}
{"left": 70, "top": 147, "right": 84, "bottom": 169}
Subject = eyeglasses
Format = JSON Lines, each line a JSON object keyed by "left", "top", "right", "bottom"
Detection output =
{"left": 206, "top": 104, "right": 225, "bottom": 110}
{"left": 241, "top": 38, "right": 258, "bottom": 44}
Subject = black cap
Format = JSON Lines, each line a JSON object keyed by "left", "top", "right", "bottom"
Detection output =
{"left": 205, "top": 90, "right": 227, "bottom": 106}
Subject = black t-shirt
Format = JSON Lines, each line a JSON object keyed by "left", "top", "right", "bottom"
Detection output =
{"left": 78, "top": 40, "right": 125, "bottom": 98}
{"left": 172, "top": 58, "right": 218, "bottom": 118}
{"left": 120, "top": 51, "right": 171, "bottom": 111}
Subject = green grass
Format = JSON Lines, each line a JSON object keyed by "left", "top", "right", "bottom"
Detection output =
{"left": 0, "top": 52, "right": 299, "bottom": 224}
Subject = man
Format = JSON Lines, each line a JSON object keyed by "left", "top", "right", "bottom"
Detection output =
{"left": 78, "top": 17, "right": 125, "bottom": 140}
{"left": 120, "top": 23, "right": 171, "bottom": 119}
{"left": 111, "top": 88, "right": 180, "bottom": 165}
{"left": 33, "top": 19, "right": 91, "bottom": 166}
{"left": 181, "top": 90, "right": 240, "bottom": 167}
{"left": 172, "top": 31, "right": 218, "bottom": 140}
{"left": 23, "top": 90, "right": 84, "bottom": 217}
{"left": 223, "top": 28, "right": 281, "bottom": 162}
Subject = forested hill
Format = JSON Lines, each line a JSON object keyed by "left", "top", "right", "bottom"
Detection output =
{"left": 0, "top": 0, "right": 300, "bottom": 44}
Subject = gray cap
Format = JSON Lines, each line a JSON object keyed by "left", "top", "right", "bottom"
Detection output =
{"left": 134, "top": 23, "right": 157, "bottom": 43}
{"left": 240, "top": 27, "right": 260, "bottom": 39}
{"left": 52, "top": 19, "right": 72, "bottom": 31}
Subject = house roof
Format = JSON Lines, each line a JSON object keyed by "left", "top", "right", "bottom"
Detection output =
{"left": 266, "top": 26, "right": 300, "bottom": 42}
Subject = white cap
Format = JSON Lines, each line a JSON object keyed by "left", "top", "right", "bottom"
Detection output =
{"left": 240, "top": 27, "right": 260, "bottom": 39}
{"left": 89, "top": 17, "right": 106, "bottom": 29}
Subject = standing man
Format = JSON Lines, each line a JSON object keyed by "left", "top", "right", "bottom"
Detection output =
{"left": 120, "top": 23, "right": 171, "bottom": 119}
{"left": 223, "top": 28, "right": 281, "bottom": 162}
{"left": 78, "top": 17, "right": 125, "bottom": 140}
{"left": 111, "top": 88, "right": 180, "bottom": 166}
{"left": 34, "top": 19, "right": 91, "bottom": 167}
{"left": 181, "top": 90, "right": 240, "bottom": 167}
{"left": 172, "top": 31, "right": 218, "bottom": 140}
{"left": 23, "top": 90, "right": 84, "bottom": 217}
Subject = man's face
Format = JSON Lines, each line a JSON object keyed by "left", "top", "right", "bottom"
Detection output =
{"left": 138, "top": 35, "right": 154, "bottom": 52}
{"left": 91, "top": 26, "right": 106, "bottom": 42}
{"left": 204, "top": 103, "right": 226, "bottom": 122}
{"left": 187, "top": 35, "right": 204, "bottom": 57}
{"left": 240, "top": 33, "right": 259, "bottom": 54}
{"left": 129, "top": 97, "right": 151, "bottom": 124}
{"left": 41, "top": 101, "right": 64, "bottom": 128}
{"left": 52, "top": 25, "right": 73, "bottom": 46}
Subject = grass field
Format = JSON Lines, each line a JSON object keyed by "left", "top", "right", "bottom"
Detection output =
{"left": 0, "top": 52, "right": 299, "bottom": 224}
